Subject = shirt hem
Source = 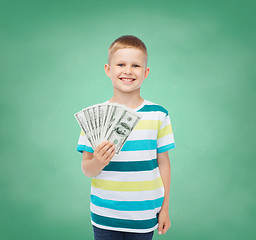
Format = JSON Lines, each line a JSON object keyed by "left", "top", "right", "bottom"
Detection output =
{"left": 91, "top": 220, "right": 158, "bottom": 233}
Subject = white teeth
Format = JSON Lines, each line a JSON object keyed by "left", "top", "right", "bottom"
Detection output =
{"left": 121, "top": 78, "right": 134, "bottom": 82}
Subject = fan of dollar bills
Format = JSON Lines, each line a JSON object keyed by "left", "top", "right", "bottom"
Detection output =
{"left": 74, "top": 103, "right": 142, "bottom": 154}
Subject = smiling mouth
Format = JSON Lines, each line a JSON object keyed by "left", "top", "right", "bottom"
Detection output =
{"left": 119, "top": 78, "right": 135, "bottom": 82}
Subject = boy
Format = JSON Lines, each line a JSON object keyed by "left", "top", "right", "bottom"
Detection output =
{"left": 76, "top": 35, "right": 176, "bottom": 240}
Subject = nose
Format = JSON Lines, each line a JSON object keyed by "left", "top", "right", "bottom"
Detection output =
{"left": 124, "top": 65, "right": 132, "bottom": 74}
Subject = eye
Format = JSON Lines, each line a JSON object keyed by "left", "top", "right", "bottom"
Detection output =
{"left": 133, "top": 65, "right": 140, "bottom": 68}
{"left": 117, "top": 64, "right": 124, "bottom": 66}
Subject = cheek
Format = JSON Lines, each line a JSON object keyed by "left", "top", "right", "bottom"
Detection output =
{"left": 113, "top": 68, "right": 121, "bottom": 74}
{"left": 137, "top": 70, "right": 145, "bottom": 77}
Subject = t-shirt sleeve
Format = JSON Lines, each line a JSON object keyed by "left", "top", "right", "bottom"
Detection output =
{"left": 77, "top": 130, "right": 94, "bottom": 153}
{"left": 157, "top": 113, "right": 176, "bottom": 153}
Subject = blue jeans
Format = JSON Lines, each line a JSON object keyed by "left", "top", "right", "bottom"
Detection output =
{"left": 93, "top": 225, "right": 154, "bottom": 240}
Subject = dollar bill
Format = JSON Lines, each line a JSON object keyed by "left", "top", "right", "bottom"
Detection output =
{"left": 106, "top": 109, "right": 142, "bottom": 154}
{"left": 74, "top": 111, "right": 96, "bottom": 149}
{"left": 104, "top": 104, "right": 125, "bottom": 140}
{"left": 92, "top": 105, "right": 100, "bottom": 146}
{"left": 98, "top": 103, "right": 108, "bottom": 144}
{"left": 82, "top": 107, "right": 97, "bottom": 148}
{"left": 74, "top": 102, "right": 142, "bottom": 153}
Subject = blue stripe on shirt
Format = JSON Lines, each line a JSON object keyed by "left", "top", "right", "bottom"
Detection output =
{"left": 91, "top": 212, "right": 158, "bottom": 230}
{"left": 157, "top": 143, "right": 176, "bottom": 153}
{"left": 121, "top": 140, "right": 157, "bottom": 151}
{"left": 77, "top": 141, "right": 175, "bottom": 154}
{"left": 103, "top": 158, "right": 158, "bottom": 172}
{"left": 138, "top": 104, "right": 168, "bottom": 116}
{"left": 77, "top": 144, "right": 94, "bottom": 153}
{"left": 91, "top": 194, "right": 164, "bottom": 211}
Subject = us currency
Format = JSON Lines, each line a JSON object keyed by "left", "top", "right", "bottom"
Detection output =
{"left": 83, "top": 107, "right": 97, "bottom": 148}
{"left": 104, "top": 104, "right": 125, "bottom": 141}
{"left": 93, "top": 103, "right": 108, "bottom": 146}
{"left": 101, "top": 104, "right": 114, "bottom": 140}
{"left": 88, "top": 103, "right": 110, "bottom": 147}
{"left": 106, "top": 109, "right": 142, "bottom": 154}
{"left": 74, "top": 111, "right": 96, "bottom": 149}
{"left": 97, "top": 104, "right": 104, "bottom": 144}
{"left": 92, "top": 105, "right": 100, "bottom": 146}
{"left": 98, "top": 103, "right": 108, "bottom": 144}
{"left": 74, "top": 102, "right": 142, "bottom": 153}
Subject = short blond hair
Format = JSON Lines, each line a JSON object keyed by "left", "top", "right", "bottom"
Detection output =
{"left": 108, "top": 35, "right": 148, "bottom": 67}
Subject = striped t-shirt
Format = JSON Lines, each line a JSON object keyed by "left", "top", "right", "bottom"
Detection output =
{"left": 76, "top": 99, "right": 176, "bottom": 233}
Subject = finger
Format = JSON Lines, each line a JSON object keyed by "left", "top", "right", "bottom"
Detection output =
{"left": 107, "top": 148, "right": 116, "bottom": 162}
{"left": 162, "top": 224, "right": 167, "bottom": 234}
{"left": 103, "top": 145, "right": 115, "bottom": 158}
{"left": 95, "top": 141, "right": 108, "bottom": 154}
{"left": 100, "top": 141, "right": 113, "bottom": 155}
{"left": 104, "top": 142, "right": 114, "bottom": 152}
{"left": 105, "top": 147, "right": 116, "bottom": 162}
{"left": 100, "top": 141, "right": 111, "bottom": 149}
{"left": 158, "top": 223, "right": 163, "bottom": 235}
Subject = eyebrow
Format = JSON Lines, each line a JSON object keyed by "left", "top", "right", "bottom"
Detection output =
{"left": 116, "top": 61, "right": 141, "bottom": 65}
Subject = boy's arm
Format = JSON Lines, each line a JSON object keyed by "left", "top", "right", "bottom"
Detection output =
{"left": 157, "top": 151, "right": 171, "bottom": 235}
{"left": 81, "top": 141, "right": 115, "bottom": 177}
{"left": 81, "top": 151, "right": 102, "bottom": 177}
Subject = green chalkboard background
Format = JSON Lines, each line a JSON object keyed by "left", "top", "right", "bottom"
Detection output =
{"left": 1, "top": 0, "right": 255, "bottom": 239}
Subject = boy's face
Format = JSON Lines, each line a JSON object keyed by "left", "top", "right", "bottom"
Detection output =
{"left": 104, "top": 48, "right": 150, "bottom": 94}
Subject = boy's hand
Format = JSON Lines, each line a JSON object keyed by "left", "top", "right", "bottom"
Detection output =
{"left": 93, "top": 141, "right": 116, "bottom": 168}
{"left": 158, "top": 208, "right": 171, "bottom": 235}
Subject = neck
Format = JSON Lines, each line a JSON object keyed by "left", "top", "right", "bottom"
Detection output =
{"left": 109, "top": 89, "right": 144, "bottom": 109}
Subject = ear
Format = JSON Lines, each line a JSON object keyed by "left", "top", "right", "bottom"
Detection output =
{"left": 144, "top": 67, "right": 150, "bottom": 79}
{"left": 104, "top": 64, "right": 111, "bottom": 78}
